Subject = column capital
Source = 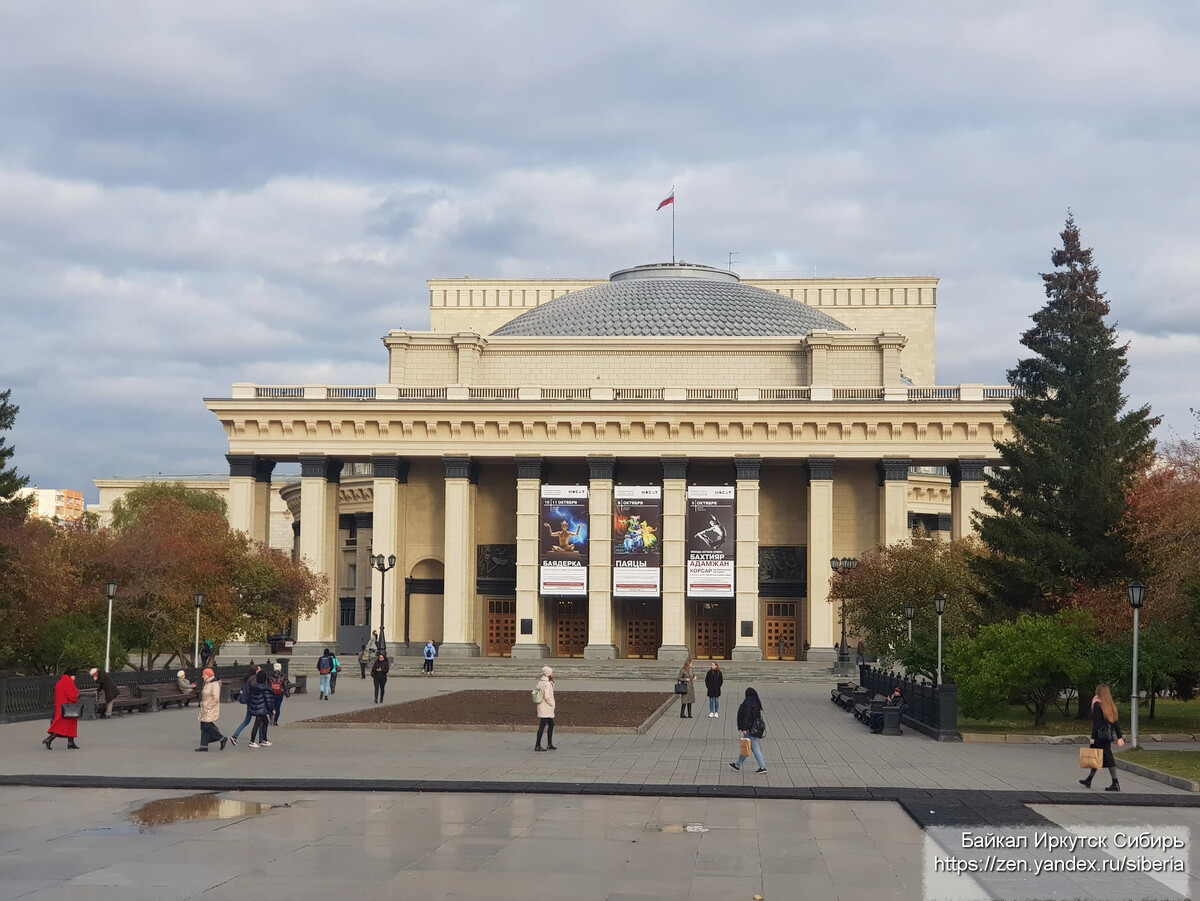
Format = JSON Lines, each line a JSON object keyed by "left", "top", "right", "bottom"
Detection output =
{"left": 443, "top": 455, "right": 480, "bottom": 484}
{"left": 227, "top": 454, "right": 257, "bottom": 479}
{"left": 877, "top": 458, "right": 912, "bottom": 486}
{"left": 254, "top": 459, "right": 276, "bottom": 483}
{"left": 661, "top": 456, "right": 689, "bottom": 481}
{"left": 806, "top": 457, "right": 836, "bottom": 482}
{"left": 950, "top": 459, "right": 988, "bottom": 486}
{"left": 298, "top": 455, "right": 343, "bottom": 483}
{"left": 587, "top": 456, "right": 617, "bottom": 482}
{"left": 371, "top": 454, "right": 410, "bottom": 483}
{"left": 515, "top": 456, "right": 544, "bottom": 481}
{"left": 734, "top": 456, "right": 762, "bottom": 481}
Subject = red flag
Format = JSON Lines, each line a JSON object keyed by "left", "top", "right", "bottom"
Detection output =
{"left": 656, "top": 190, "right": 674, "bottom": 211}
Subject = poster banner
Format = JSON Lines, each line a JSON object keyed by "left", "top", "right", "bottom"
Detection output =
{"left": 687, "top": 485, "right": 736, "bottom": 597}
{"left": 539, "top": 485, "right": 589, "bottom": 596}
{"left": 612, "top": 486, "right": 662, "bottom": 597}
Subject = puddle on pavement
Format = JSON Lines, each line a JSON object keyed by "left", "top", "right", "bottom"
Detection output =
{"left": 656, "top": 823, "right": 708, "bottom": 834}
{"left": 129, "top": 794, "right": 278, "bottom": 828}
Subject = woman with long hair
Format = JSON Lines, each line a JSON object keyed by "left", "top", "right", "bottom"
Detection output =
{"left": 534, "top": 666, "right": 556, "bottom": 751}
{"left": 729, "top": 687, "right": 767, "bottom": 774}
{"left": 1080, "top": 684, "right": 1125, "bottom": 791}
{"left": 704, "top": 662, "right": 723, "bottom": 717}
{"left": 677, "top": 659, "right": 696, "bottom": 719}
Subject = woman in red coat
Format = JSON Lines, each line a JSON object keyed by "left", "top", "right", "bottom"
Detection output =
{"left": 43, "top": 668, "right": 81, "bottom": 750}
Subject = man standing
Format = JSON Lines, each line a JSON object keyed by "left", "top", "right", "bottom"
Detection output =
{"left": 89, "top": 667, "right": 118, "bottom": 719}
{"left": 316, "top": 649, "right": 334, "bottom": 700}
{"left": 423, "top": 640, "right": 437, "bottom": 676}
{"left": 196, "top": 668, "right": 227, "bottom": 751}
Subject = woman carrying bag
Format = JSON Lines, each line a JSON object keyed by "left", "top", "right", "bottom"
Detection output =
{"left": 676, "top": 659, "right": 696, "bottom": 719}
{"left": 43, "top": 668, "right": 81, "bottom": 750}
{"left": 729, "top": 687, "right": 767, "bottom": 774}
{"left": 1080, "top": 684, "right": 1124, "bottom": 791}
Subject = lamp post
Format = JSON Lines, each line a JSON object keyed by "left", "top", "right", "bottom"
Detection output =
{"left": 193, "top": 593, "right": 204, "bottom": 666}
{"left": 104, "top": 581, "right": 117, "bottom": 673}
{"left": 370, "top": 553, "right": 397, "bottom": 655}
{"left": 830, "top": 557, "right": 858, "bottom": 672}
{"left": 1128, "top": 580, "right": 1146, "bottom": 750}
{"left": 904, "top": 604, "right": 915, "bottom": 643}
{"left": 934, "top": 593, "right": 946, "bottom": 685}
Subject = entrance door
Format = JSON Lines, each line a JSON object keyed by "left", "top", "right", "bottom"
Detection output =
{"left": 486, "top": 599, "right": 516, "bottom": 657}
{"left": 765, "top": 602, "right": 798, "bottom": 660}
{"left": 626, "top": 619, "right": 658, "bottom": 658}
{"left": 695, "top": 617, "right": 727, "bottom": 659}
{"left": 554, "top": 599, "right": 587, "bottom": 657}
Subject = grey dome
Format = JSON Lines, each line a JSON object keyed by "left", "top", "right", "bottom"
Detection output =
{"left": 490, "top": 263, "right": 851, "bottom": 338}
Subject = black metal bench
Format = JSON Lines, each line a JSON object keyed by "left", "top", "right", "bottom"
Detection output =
{"left": 110, "top": 685, "right": 153, "bottom": 714}
{"left": 854, "top": 694, "right": 886, "bottom": 722}
{"left": 148, "top": 684, "right": 199, "bottom": 708}
{"left": 831, "top": 682, "right": 860, "bottom": 709}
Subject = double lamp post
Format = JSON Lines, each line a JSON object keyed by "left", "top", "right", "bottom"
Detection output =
{"left": 369, "top": 553, "right": 397, "bottom": 655}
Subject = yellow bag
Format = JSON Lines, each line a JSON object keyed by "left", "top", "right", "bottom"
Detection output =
{"left": 1079, "top": 746, "right": 1104, "bottom": 769}
{"left": 739, "top": 738, "right": 752, "bottom": 758}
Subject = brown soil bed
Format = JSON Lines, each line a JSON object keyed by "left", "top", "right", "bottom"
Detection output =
{"left": 300, "top": 690, "right": 671, "bottom": 731}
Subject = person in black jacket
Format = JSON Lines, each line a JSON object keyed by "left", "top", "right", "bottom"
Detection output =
{"left": 246, "top": 671, "right": 273, "bottom": 748}
{"left": 704, "top": 662, "right": 724, "bottom": 717}
{"left": 1080, "top": 684, "right": 1125, "bottom": 791}
{"left": 371, "top": 653, "right": 390, "bottom": 703}
{"left": 89, "top": 667, "right": 118, "bottom": 719}
{"left": 729, "top": 687, "right": 767, "bottom": 774}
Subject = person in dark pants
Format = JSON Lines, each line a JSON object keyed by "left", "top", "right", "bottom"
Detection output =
{"left": 329, "top": 652, "right": 341, "bottom": 694}
{"left": 534, "top": 666, "right": 556, "bottom": 751}
{"left": 1080, "top": 684, "right": 1125, "bottom": 791}
{"left": 246, "top": 670, "right": 273, "bottom": 748}
{"left": 89, "top": 667, "right": 118, "bottom": 718}
{"left": 358, "top": 645, "right": 370, "bottom": 678}
{"left": 229, "top": 665, "right": 262, "bottom": 745}
{"left": 677, "top": 659, "right": 696, "bottom": 718}
{"left": 423, "top": 640, "right": 437, "bottom": 675}
{"left": 268, "top": 662, "right": 290, "bottom": 725}
{"left": 195, "top": 668, "right": 227, "bottom": 751}
{"left": 371, "top": 653, "right": 390, "bottom": 703}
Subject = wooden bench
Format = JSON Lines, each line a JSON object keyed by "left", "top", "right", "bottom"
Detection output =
{"left": 831, "top": 683, "right": 860, "bottom": 709}
{"left": 147, "top": 683, "right": 199, "bottom": 709}
{"left": 110, "top": 685, "right": 154, "bottom": 714}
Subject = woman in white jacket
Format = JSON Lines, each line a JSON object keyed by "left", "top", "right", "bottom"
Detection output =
{"left": 534, "top": 665, "right": 556, "bottom": 751}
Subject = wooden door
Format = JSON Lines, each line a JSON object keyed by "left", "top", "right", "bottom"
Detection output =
{"left": 695, "top": 618, "right": 727, "bottom": 659}
{"left": 765, "top": 603, "right": 798, "bottom": 660}
{"left": 556, "top": 616, "right": 587, "bottom": 657}
{"left": 625, "top": 618, "right": 658, "bottom": 658}
{"left": 486, "top": 599, "right": 515, "bottom": 657}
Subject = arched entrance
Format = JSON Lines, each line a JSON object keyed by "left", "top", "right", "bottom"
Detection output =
{"left": 406, "top": 558, "right": 444, "bottom": 650}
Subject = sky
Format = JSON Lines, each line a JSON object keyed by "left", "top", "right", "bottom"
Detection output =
{"left": 2, "top": 2, "right": 1198, "bottom": 503}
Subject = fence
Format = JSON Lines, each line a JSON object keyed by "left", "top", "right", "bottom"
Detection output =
{"left": 0, "top": 661, "right": 289, "bottom": 724}
{"left": 858, "top": 664, "right": 960, "bottom": 742}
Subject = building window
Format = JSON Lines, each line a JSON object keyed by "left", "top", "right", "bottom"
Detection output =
{"left": 339, "top": 597, "right": 355, "bottom": 626}
{"left": 347, "top": 564, "right": 356, "bottom": 589}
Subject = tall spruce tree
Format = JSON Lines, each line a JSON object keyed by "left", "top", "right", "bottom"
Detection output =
{"left": 0, "top": 389, "right": 32, "bottom": 521}
{"left": 974, "top": 216, "right": 1158, "bottom": 613}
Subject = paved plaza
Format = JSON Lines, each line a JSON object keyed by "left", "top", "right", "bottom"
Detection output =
{"left": 2, "top": 674, "right": 1198, "bottom": 899}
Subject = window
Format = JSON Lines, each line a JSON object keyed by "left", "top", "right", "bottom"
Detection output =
{"left": 339, "top": 597, "right": 355, "bottom": 627}
{"left": 347, "top": 564, "right": 356, "bottom": 589}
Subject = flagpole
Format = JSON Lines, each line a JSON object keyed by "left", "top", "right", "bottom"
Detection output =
{"left": 671, "top": 192, "right": 675, "bottom": 264}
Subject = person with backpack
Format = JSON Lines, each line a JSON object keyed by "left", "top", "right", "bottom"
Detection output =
{"left": 329, "top": 651, "right": 341, "bottom": 694}
{"left": 269, "top": 662, "right": 290, "bottom": 725}
{"left": 246, "top": 670, "right": 273, "bottom": 748}
{"left": 729, "top": 687, "right": 767, "bottom": 774}
{"left": 316, "top": 649, "right": 334, "bottom": 700}
{"left": 371, "top": 652, "right": 390, "bottom": 703}
{"left": 229, "top": 664, "right": 262, "bottom": 746}
{"left": 358, "top": 644, "right": 370, "bottom": 679}
{"left": 423, "top": 640, "right": 437, "bottom": 675}
{"left": 533, "top": 665, "right": 556, "bottom": 751}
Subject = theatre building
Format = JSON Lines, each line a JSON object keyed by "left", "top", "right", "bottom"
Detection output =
{"left": 205, "top": 262, "right": 1011, "bottom": 664}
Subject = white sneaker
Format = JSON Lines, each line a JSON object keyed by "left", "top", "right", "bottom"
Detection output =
{"left": 261, "top": 740, "right": 272, "bottom": 747}
{"left": 708, "top": 712, "right": 715, "bottom": 717}
{"left": 714, "top": 713, "right": 719, "bottom": 718}
{"left": 248, "top": 742, "right": 260, "bottom": 748}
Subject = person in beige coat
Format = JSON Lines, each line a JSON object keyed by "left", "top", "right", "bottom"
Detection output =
{"left": 534, "top": 665, "right": 556, "bottom": 751}
{"left": 196, "top": 668, "right": 227, "bottom": 751}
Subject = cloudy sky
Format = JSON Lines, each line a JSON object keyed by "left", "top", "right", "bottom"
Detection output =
{"left": 2, "top": 2, "right": 1198, "bottom": 502}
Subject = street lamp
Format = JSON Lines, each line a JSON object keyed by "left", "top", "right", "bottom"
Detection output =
{"left": 369, "top": 553, "right": 397, "bottom": 655}
{"left": 904, "top": 604, "right": 915, "bottom": 643}
{"left": 830, "top": 557, "right": 858, "bottom": 671}
{"left": 1128, "top": 580, "right": 1146, "bottom": 750}
{"left": 934, "top": 593, "right": 946, "bottom": 685}
{"left": 193, "top": 592, "right": 204, "bottom": 667}
{"left": 104, "top": 581, "right": 117, "bottom": 672}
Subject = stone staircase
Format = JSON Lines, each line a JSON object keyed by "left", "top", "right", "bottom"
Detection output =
{"left": 382, "top": 658, "right": 839, "bottom": 683}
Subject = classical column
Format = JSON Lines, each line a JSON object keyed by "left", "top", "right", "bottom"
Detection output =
{"left": 732, "top": 456, "right": 763, "bottom": 660}
{"left": 950, "top": 459, "right": 988, "bottom": 540}
{"left": 440, "top": 456, "right": 480, "bottom": 657}
{"left": 806, "top": 458, "right": 836, "bottom": 665}
{"left": 371, "top": 455, "right": 409, "bottom": 645}
{"left": 659, "top": 456, "right": 690, "bottom": 660}
{"left": 226, "top": 455, "right": 275, "bottom": 544}
{"left": 296, "top": 455, "right": 342, "bottom": 647}
{"left": 512, "top": 456, "right": 549, "bottom": 658}
{"left": 585, "top": 456, "right": 618, "bottom": 659}
{"left": 878, "top": 458, "right": 912, "bottom": 547}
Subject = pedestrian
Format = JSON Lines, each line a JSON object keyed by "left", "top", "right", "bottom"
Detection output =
{"left": 371, "top": 652, "right": 390, "bottom": 703}
{"left": 316, "top": 648, "right": 334, "bottom": 700}
{"left": 43, "top": 668, "right": 81, "bottom": 750}
{"left": 196, "top": 668, "right": 228, "bottom": 751}
{"left": 534, "top": 665, "right": 556, "bottom": 751}
{"left": 246, "top": 670, "right": 273, "bottom": 748}
{"left": 200, "top": 639, "right": 214, "bottom": 668}
{"left": 358, "top": 644, "right": 370, "bottom": 678}
{"left": 1080, "top": 684, "right": 1125, "bottom": 792}
{"left": 89, "top": 666, "right": 118, "bottom": 719}
{"left": 329, "top": 651, "right": 341, "bottom": 694}
{"left": 677, "top": 659, "right": 696, "bottom": 719}
{"left": 776, "top": 635, "right": 788, "bottom": 660}
{"left": 423, "top": 639, "right": 437, "bottom": 675}
{"left": 855, "top": 640, "right": 866, "bottom": 666}
{"left": 705, "top": 662, "right": 723, "bottom": 717}
{"left": 729, "top": 687, "right": 767, "bottom": 774}
{"left": 366, "top": 630, "right": 379, "bottom": 656}
{"left": 269, "top": 662, "right": 290, "bottom": 725}
{"left": 229, "top": 664, "right": 262, "bottom": 745}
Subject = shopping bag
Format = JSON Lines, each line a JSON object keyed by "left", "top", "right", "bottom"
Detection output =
{"left": 1079, "top": 746, "right": 1104, "bottom": 769}
{"left": 739, "top": 738, "right": 752, "bottom": 758}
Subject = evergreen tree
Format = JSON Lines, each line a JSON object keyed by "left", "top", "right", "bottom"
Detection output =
{"left": 974, "top": 216, "right": 1158, "bottom": 613}
{"left": 0, "top": 389, "right": 32, "bottom": 522}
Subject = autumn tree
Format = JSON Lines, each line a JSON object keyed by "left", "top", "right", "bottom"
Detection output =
{"left": 974, "top": 217, "right": 1158, "bottom": 613}
{"left": 110, "top": 480, "right": 226, "bottom": 528}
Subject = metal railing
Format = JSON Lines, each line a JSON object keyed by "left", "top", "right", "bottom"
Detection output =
{"left": 255, "top": 386, "right": 304, "bottom": 398}
{"left": 857, "top": 664, "right": 960, "bottom": 741}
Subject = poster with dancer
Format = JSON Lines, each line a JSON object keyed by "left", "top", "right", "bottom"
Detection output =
{"left": 612, "top": 485, "right": 662, "bottom": 597}
{"left": 686, "top": 485, "right": 736, "bottom": 597}
{"left": 539, "top": 485, "right": 589, "bottom": 596}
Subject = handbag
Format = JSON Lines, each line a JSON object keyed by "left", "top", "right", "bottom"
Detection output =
{"left": 1095, "top": 722, "right": 1113, "bottom": 743}
{"left": 1079, "top": 746, "right": 1104, "bottom": 769}
{"left": 674, "top": 680, "right": 689, "bottom": 695}
{"left": 61, "top": 702, "right": 83, "bottom": 719}
{"left": 739, "top": 738, "right": 752, "bottom": 757}
{"left": 751, "top": 710, "right": 766, "bottom": 739}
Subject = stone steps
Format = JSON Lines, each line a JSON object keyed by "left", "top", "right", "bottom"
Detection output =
{"left": 385, "top": 659, "right": 838, "bottom": 683}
